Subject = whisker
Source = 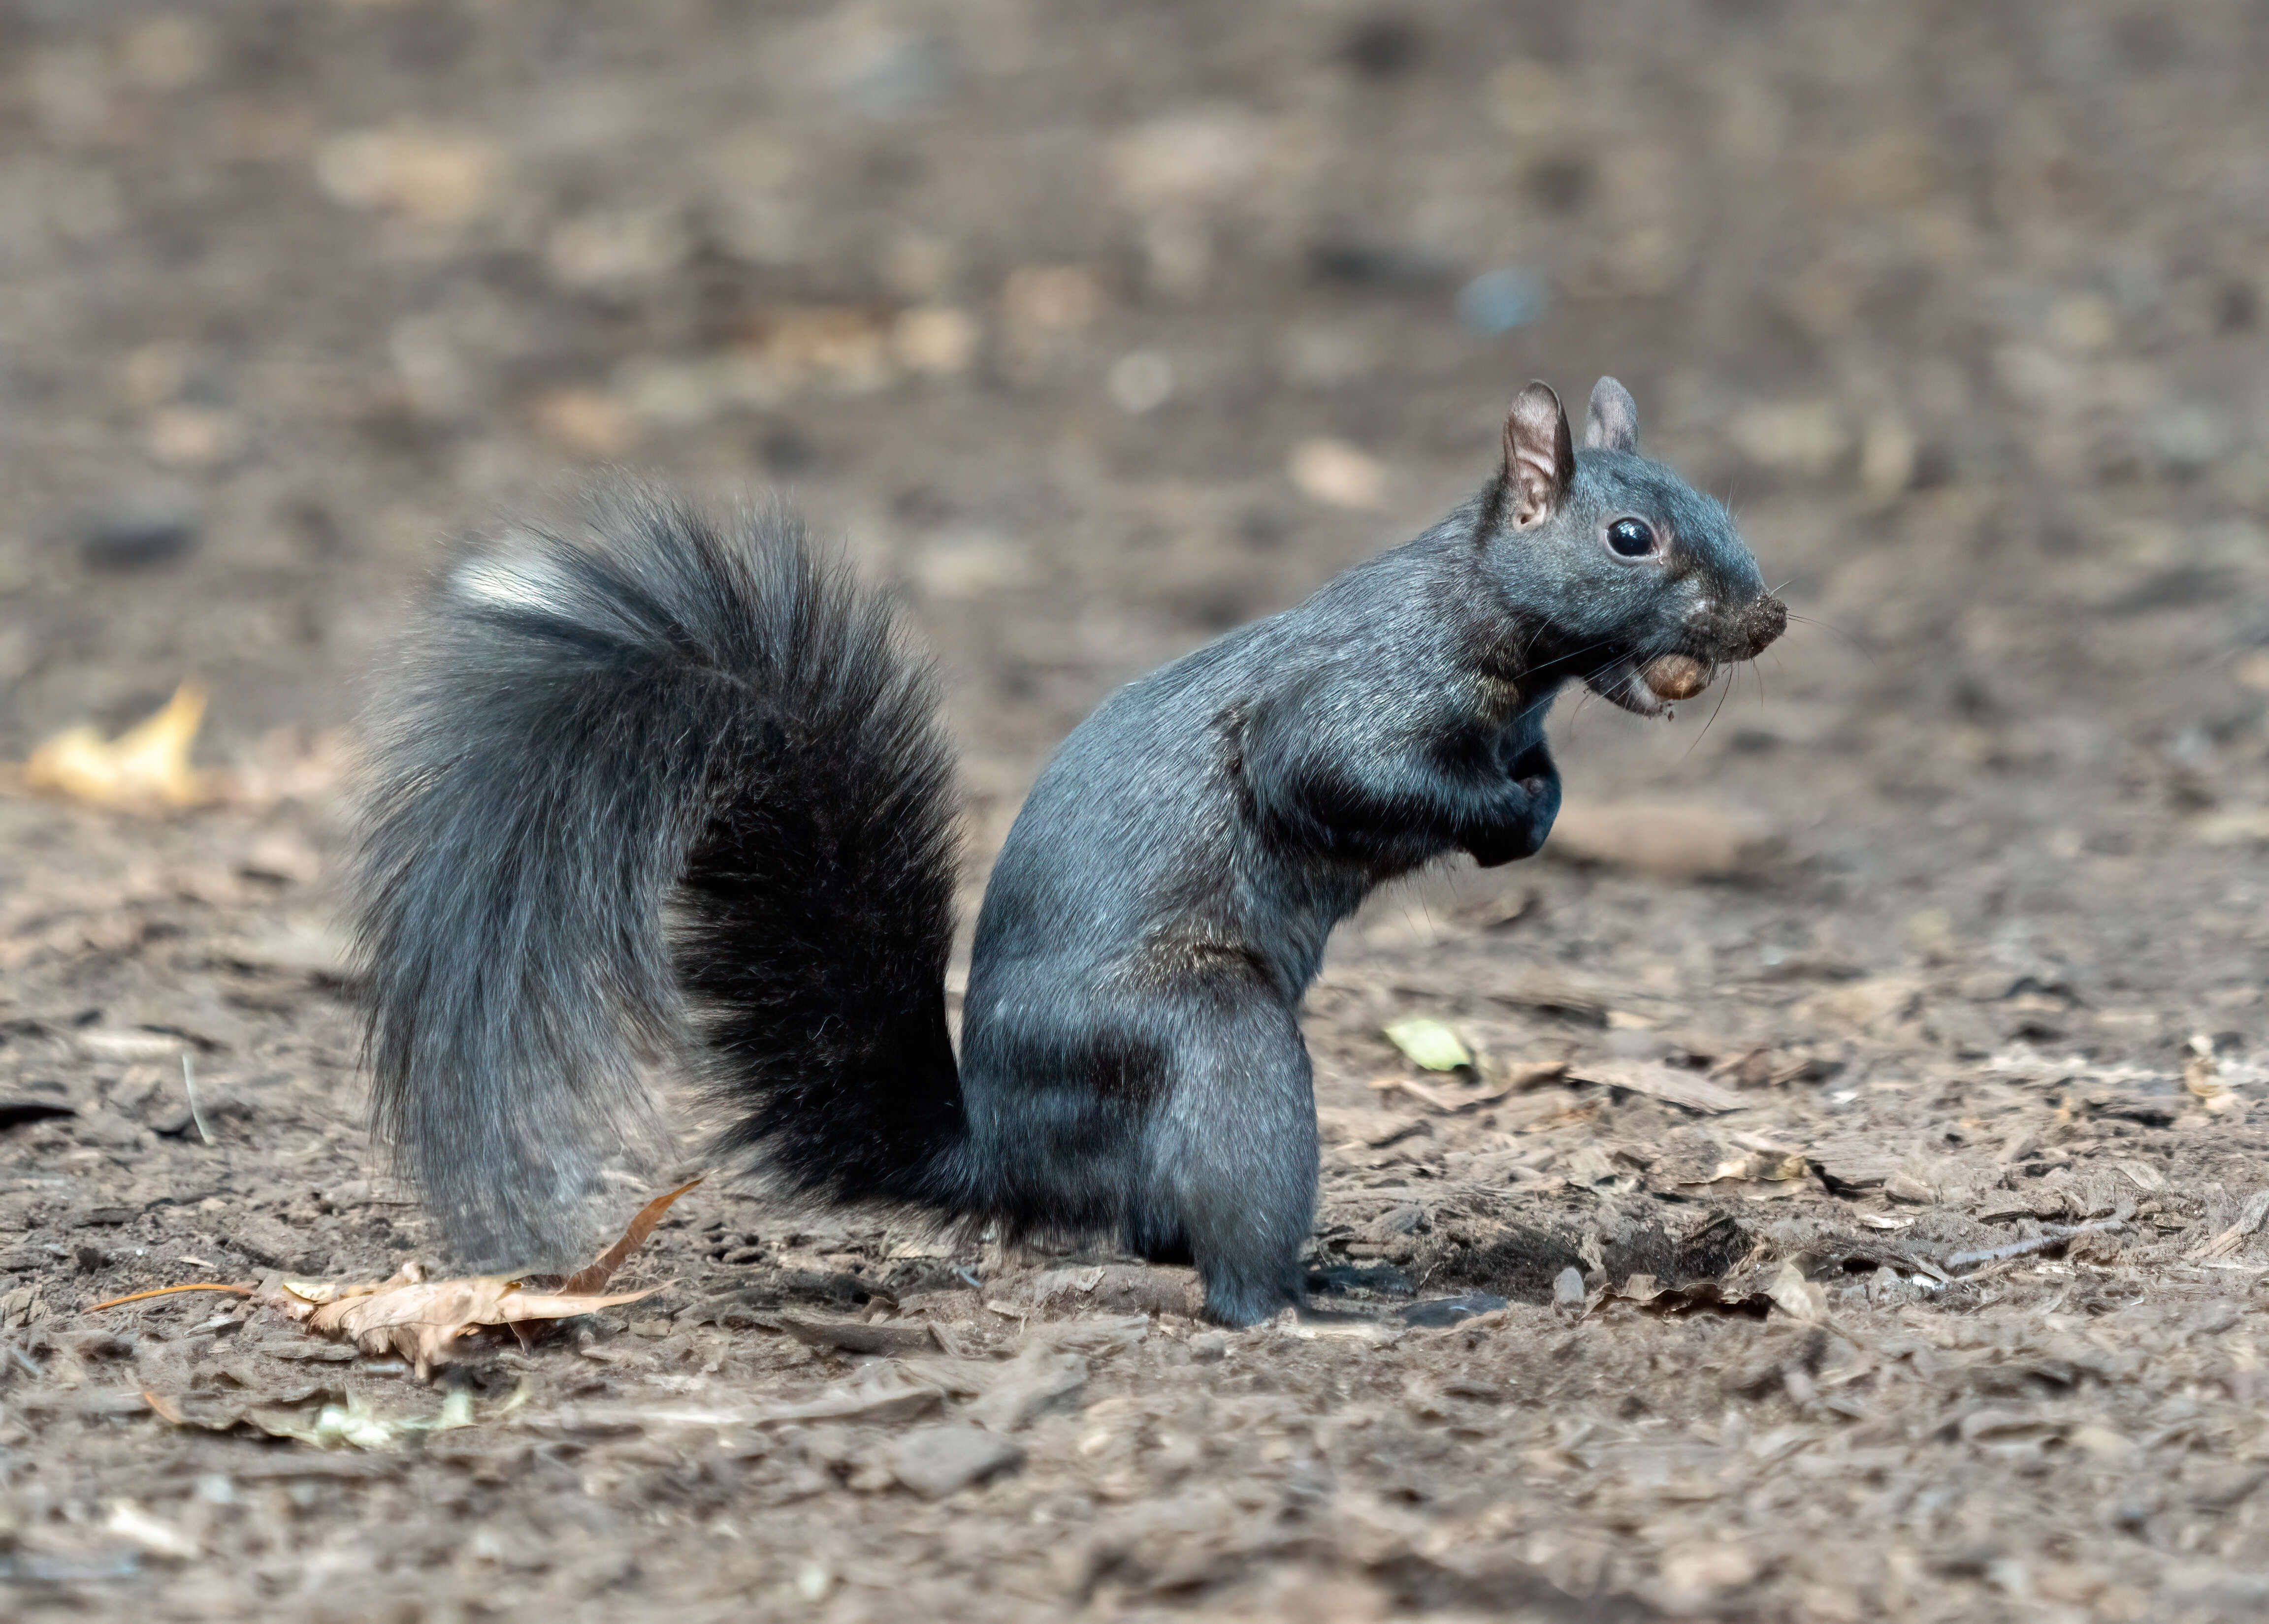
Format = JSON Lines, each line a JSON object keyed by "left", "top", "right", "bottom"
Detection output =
{"left": 1682, "top": 667, "right": 1738, "bottom": 759}
{"left": 1783, "top": 612, "right": 1876, "bottom": 663}
{"left": 1514, "top": 615, "right": 1558, "bottom": 674}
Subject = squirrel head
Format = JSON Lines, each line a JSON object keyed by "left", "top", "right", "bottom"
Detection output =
{"left": 1482, "top": 377, "right": 1785, "bottom": 717}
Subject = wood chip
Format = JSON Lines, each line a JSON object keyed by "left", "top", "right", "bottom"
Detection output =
{"left": 1545, "top": 799, "right": 1782, "bottom": 880}
{"left": 1365, "top": 1078, "right": 1478, "bottom": 1114}
{"left": 889, "top": 1425, "right": 1025, "bottom": 1498}
{"left": 774, "top": 1314, "right": 940, "bottom": 1357}
{"left": 1883, "top": 1172, "right": 1935, "bottom": 1204}
{"left": 963, "top": 1349, "right": 1089, "bottom": 1432}
{"left": 1809, "top": 1140, "right": 1902, "bottom": 1192}
{"left": 1575, "top": 1065, "right": 1745, "bottom": 1115}
{"left": 528, "top": 1377, "right": 944, "bottom": 1434}
{"left": 2190, "top": 1191, "right": 2269, "bottom": 1261}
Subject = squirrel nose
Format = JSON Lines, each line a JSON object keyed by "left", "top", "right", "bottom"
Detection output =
{"left": 1728, "top": 593, "right": 1786, "bottom": 661}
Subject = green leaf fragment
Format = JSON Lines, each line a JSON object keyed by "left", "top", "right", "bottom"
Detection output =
{"left": 1383, "top": 1017, "right": 1473, "bottom": 1072}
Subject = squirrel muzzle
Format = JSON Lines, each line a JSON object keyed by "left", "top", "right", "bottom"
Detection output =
{"left": 1722, "top": 592, "right": 1787, "bottom": 663}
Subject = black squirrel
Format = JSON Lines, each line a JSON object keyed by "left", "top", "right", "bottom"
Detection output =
{"left": 355, "top": 377, "right": 1783, "bottom": 1325}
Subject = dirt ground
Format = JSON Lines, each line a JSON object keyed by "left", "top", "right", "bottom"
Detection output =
{"left": 4, "top": 1, "right": 2269, "bottom": 1620}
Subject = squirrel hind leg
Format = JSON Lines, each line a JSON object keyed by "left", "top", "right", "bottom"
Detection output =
{"left": 1134, "top": 982, "right": 1319, "bottom": 1327}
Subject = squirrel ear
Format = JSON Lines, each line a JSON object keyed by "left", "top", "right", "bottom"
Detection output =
{"left": 1502, "top": 381, "right": 1573, "bottom": 527}
{"left": 1585, "top": 376, "right": 1639, "bottom": 453}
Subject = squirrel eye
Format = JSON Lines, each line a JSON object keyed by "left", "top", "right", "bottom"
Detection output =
{"left": 1605, "top": 517, "right": 1658, "bottom": 558}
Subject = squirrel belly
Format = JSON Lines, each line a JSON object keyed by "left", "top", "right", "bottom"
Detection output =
{"left": 354, "top": 379, "right": 1783, "bottom": 1325}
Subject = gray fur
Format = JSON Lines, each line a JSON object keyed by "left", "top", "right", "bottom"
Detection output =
{"left": 355, "top": 381, "right": 1784, "bottom": 1323}
{"left": 1586, "top": 376, "right": 1641, "bottom": 453}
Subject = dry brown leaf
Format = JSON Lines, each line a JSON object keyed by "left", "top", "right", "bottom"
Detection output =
{"left": 141, "top": 1389, "right": 186, "bottom": 1424}
{"left": 271, "top": 1261, "right": 423, "bottom": 1320}
{"left": 1575, "top": 1064, "right": 1745, "bottom": 1115}
{"left": 561, "top": 1176, "right": 703, "bottom": 1294}
{"left": 308, "top": 1275, "right": 665, "bottom": 1379}
{"left": 272, "top": 1181, "right": 698, "bottom": 1379}
{"left": 19, "top": 684, "right": 208, "bottom": 808}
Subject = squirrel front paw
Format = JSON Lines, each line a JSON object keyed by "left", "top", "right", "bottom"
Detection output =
{"left": 1466, "top": 741, "right": 1560, "bottom": 867}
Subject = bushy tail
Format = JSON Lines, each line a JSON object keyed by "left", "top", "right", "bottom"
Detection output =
{"left": 355, "top": 485, "right": 966, "bottom": 1267}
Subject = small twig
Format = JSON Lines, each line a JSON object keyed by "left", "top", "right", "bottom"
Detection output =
{"left": 1942, "top": 1219, "right": 2127, "bottom": 1274}
{"left": 181, "top": 1052, "right": 215, "bottom": 1146}
{"left": 87, "top": 1283, "right": 255, "bottom": 1312}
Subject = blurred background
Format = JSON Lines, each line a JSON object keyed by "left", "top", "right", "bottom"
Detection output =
{"left": 5, "top": 10, "right": 2269, "bottom": 1612}
{"left": 0, "top": 0, "right": 2263, "bottom": 1004}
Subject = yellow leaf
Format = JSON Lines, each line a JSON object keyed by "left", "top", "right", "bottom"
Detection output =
{"left": 1382, "top": 1017, "right": 1472, "bottom": 1072}
{"left": 1766, "top": 1260, "right": 1830, "bottom": 1323}
{"left": 22, "top": 684, "right": 207, "bottom": 808}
